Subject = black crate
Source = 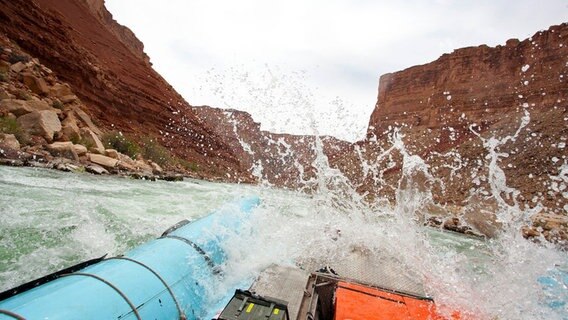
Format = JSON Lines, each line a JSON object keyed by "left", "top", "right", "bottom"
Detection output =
{"left": 217, "top": 290, "right": 289, "bottom": 320}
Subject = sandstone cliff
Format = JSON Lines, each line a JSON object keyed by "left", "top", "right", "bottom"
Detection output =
{"left": 0, "top": 0, "right": 249, "bottom": 181}
{"left": 192, "top": 105, "right": 351, "bottom": 189}
{"left": 332, "top": 24, "right": 567, "bottom": 242}
{"left": 368, "top": 24, "right": 567, "bottom": 139}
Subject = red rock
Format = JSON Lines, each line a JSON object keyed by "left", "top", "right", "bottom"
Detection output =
{"left": 60, "top": 95, "right": 78, "bottom": 104}
{"left": 0, "top": 99, "right": 34, "bottom": 116}
{"left": 10, "top": 62, "right": 26, "bottom": 73}
{"left": 0, "top": 0, "right": 248, "bottom": 181}
{"left": 22, "top": 73, "right": 49, "bottom": 96}
{"left": 367, "top": 24, "right": 568, "bottom": 141}
{"left": 192, "top": 106, "right": 350, "bottom": 187}
{"left": 49, "top": 83, "right": 73, "bottom": 98}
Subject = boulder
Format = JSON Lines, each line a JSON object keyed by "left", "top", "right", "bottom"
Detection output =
{"left": 10, "top": 62, "right": 26, "bottom": 73}
{"left": 49, "top": 83, "right": 73, "bottom": 98}
{"left": 72, "top": 144, "right": 88, "bottom": 156}
{"left": 80, "top": 128, "right": 105, "bottom": 154}
{"left": 117, "top": 159, "right": 137, "bottom": 171}
{"left": 88, "top": 153, "right": 118, "bottom": 169}
{"left": 0, "top": 133, "right": 20, "bottom": 150}
{"left": 135, "top": 160, "right": 153, "bottom": 173}
{"left": 150, "top": 161, "right": 163, "bottom": 174}
{"left": 0, "top": 99, "right": 34, "bottom": 116}
{"left": 17, "top": 110, "right": 61, "bottom": 142}
{"left": 61, "top": 112, "right": 81, "bottom": 140}
{"left": 40, "top": 65, "right": 53, "bottom": 75}
{"left": 532, "top": 213, "right": 568, "bottom": 231}
{"left": 60, "top": 95, "right": 78, "bottom": 104}
{"left": 46, "top": 141, "right": 79, "bottom": 161}
{"left": 0, "top": 99, "right": 53, "bottom": 117}
{"left": 27, "top": 100, "right": 54, "bottom": 112}
{"left": 74, "top": 107, "right": 102, "bottom": 136}
{"left": 160, "top": 175, "right": 184, "bottom": 182}
{"left": 54, "top": 162, "right": 80, "bottom": 172}
{"left": 0, "top": 158, "right": 24, "bottom": 166}
{"left": 22, "top": 73, "right": 49, "bottom": 96}
{"left": 85, "top": 163, "right": 108, "bottom": 175}
{"left": 116, "top": 153, "right": 137, "bottom": 171}
{"left": 0, "top": 88, "right": 11, "bottom": 100}
{"left": 105, "top": 149, "right": 119, "bottom": 159}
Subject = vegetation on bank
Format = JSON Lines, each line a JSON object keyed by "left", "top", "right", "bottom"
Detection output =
{"left": 0, "top": 116, "right": 28, "bottom": 145}
{"left": 101, "top": 131, "right": 198, "bottom": 171}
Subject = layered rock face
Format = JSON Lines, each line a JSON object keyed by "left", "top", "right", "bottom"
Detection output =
{"left": 332, "top": 24, "right": 568, "bottom": 242}
{"left": 0, "top": 0, "right": 248, "bottom": 181}
{"left": 193, "top": 106, "right": 351, "bottom": 189}
{"left": 368, "top": 23, "right": 567, "bottom": 140}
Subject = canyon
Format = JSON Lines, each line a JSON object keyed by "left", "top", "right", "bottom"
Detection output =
{"left": 0, "top": 1, "right": 566, "bottom": 243}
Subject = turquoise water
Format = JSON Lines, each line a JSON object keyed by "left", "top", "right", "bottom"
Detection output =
{"left": 1, "top": 166, "right": 566, "bottom": 319}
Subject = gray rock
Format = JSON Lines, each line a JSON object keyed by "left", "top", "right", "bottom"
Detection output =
{"left": 0, "top": 158, "right": 24, "bottom": 166}
{"left": 85, "top": 163, "right": 108, "bottom": 175}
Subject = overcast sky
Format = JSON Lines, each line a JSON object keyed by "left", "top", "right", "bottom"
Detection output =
{"left": 106, "top": 1, "right": 567, "bottom": 141}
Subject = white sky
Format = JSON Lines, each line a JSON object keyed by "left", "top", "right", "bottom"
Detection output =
{"left": 106, "top": 0, "right": 567, "bottom": 141}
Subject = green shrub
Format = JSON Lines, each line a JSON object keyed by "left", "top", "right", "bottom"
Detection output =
{"left": 0, "top": 71, "right": 7, "bottom": 82}
{"left": 70, "top": 134, "right": 94, "bottom": 150}
{"left": 178, "top": 159, "right": 198, "bottom": 172}
{"left": 0, "top": 116, "right": 19, "bottom": 134}
{"left": 139, "top": 136, "right": 172, "bottom": 166}
{"left": 101, "top": 131, "right": 140, "bottom": 158}
{"left": 8, "top": 53, "right": 30, "bottom": 64}
{"left": 52, "top": 100, "right": 64, "bottom": 109}
{"left": 0, "top": 116, "right": 29, "bottom": 145}
{"left": 15, "top": 90, "right": 31, "bottom": 101}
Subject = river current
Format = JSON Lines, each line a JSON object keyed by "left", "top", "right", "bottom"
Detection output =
{"left": 1, "top": 161, "right": 566, "bottom": 318}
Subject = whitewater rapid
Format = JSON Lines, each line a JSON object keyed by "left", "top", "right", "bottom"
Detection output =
{"left": 1, "top": 165, "right": 566, "bottom": 319}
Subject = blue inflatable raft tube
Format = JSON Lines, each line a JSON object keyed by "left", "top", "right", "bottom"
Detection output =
{"left": 0, "top": 196, "right": 261, "bottom": 320}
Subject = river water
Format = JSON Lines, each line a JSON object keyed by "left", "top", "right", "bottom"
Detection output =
{"left": 1, "top": 160, "right": 566, "bottom": 318}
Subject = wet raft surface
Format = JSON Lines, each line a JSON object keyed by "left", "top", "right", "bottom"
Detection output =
{"left": 250, "top": 249, "right": 427, "bottom": 320}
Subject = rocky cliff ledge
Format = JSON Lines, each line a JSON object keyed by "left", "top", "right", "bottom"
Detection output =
{"left": 0, "top": 0, "right": 249, "bottom": 181}
{"left": 333, "top": 24, "right": 567, "bottom": 243}
{"left": 192, "top": 105, "right": 351, "bottom": 189}
{"left": 368, "top": 23, "right": 567, "bottom": 139}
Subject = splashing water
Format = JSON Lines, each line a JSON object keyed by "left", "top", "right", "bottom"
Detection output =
{"left": 2, "top": 69, "right": 567, "bottom": 319}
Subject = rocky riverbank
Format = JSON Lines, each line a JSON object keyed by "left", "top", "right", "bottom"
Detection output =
{"left": 0, "top": 36, "right": 184, "bottom": 182}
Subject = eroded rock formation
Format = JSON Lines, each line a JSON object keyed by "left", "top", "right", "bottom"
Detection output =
{"left": 193, "top": 105, "right": 351, "bottom": 189}
{"left": 0, "top": 0, "right": 249, "bottom": 181}
{"left": 330, "top": 24, "right": 568, "bottom": 243}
